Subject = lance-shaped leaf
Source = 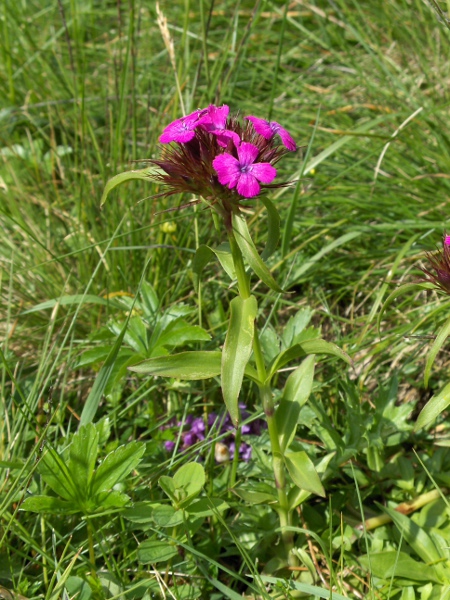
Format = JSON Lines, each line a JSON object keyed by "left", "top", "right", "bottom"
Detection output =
{"left": 38, "top": 448, "right": 78, "bottom": 502}
{"left": 415, "top": 380, "right": 450, "bottom": 431}
{"left": 285, "top": 451, "right": 325, "bottom": 497}
{"left": 129, "top": 351, "right": 222, "bottom": 380}
{"left": 100, "top": 167, "right": 161, "bottom": 206}
{"left": 192, "top": 243, "right": 236, "bottom": 282}
{"left": 138, "top": 540, "right": 179, "bottom": 564}
{"left": 232, "top": 213, "right": 283, "bottom": 293}
{"left": 222, "top": 296, "right": 258, "bottom": 426}
{"left": 276, "top": 355, "right": 315, "bottom": 452}
{"left": 268, "top": 338, "right": 351, "bottom": 381}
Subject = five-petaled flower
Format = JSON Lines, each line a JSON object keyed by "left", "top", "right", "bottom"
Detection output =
{"left": 422, "top": 233, "right": 450, "bottom": 294}
{"left": 213, "top": 142, "right": 277, "bottom": 198}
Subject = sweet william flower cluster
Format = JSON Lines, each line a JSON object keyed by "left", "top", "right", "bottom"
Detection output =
{"left": 152, "top": 104, "right": 296, "bottom": 209}
{"left": 422, "top": 234, "right": 450, "bottom": 293}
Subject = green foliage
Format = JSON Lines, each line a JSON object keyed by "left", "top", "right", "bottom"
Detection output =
{"left": 22, "top": 424, "right": 145, "bottom": 516}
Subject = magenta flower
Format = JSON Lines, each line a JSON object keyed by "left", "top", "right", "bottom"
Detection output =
{"left": 212, "top": 142, "right": 277, "bottom": 198}
{"left": 445, "top": 235, "right": 450, "bottom": 246}
{"left": 200, "top": 104, "right": 240, "bottom": 148}
{"left": 245, "top": 115, "right": 296, "bottom": 151}
{"left": 159, "top": 108, "right": 206, "bottom": 144}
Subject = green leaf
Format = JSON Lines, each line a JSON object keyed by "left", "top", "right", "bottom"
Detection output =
{"left": 285, "top": 451, "right": 325, "bottom": 497}
{"left": 415, "top": 381, "right": 450, "bottom": 431}
{"left": 221, "top": 295, "right": 258, "bottom": 426}
{"left": 260, "top": 197, "right": 280, "bottom": 260}
{"left": 381, "top": 505, "right": 443, "bottom": 566}
{"left": 232, "top": 489, "right": 277, "bottom": 505}
{"left": 213, "top": 243, "right": 236, "bottom": 281}
{"left": 67, "top": 424, "right": 99, "bottom": 494}
{"left": 38, "top": 448, "right": 77, "bottom": 501}
{"left": 232, "top": 213, "right": 283, "bottom": 293}
{"left": 100, "top": 167, "right": 159, "bottom": 206}
{"left": 276, "top": 355, "right": 316, "bottom": 452}
{"left": 156, "top": 322, "right": 211, "bottom": 348}
{"left": 358, "top": 551, "right": 442, "bottom": 583}
{"left": 90, "top": 441, "right": 145, "bottom": 496}
{"left": 129, "top": 351, "right": 222, "bottom": 380}
{"left": 192, "top": 245, "right": 214, "bottom": 278}
{"left": 95, "top": 490, "right": 131, "bottom": 510}
{"left": 283, "top": 354, "right": 316, "bottom": 407}
{"left": 173, "top": 462, "right": 205, "bottom": 507}
{"left": 152, "top": 505, "right": 184, "bottom": 528}
{"left": 424, "top": 313, "right": 450, "bottom": 388}
{"left": 21, "top": 495, "right": 79, "bottom": 514}
{"left": 268, "top": 338, "right": 351, "bottom": 380}
{"left": 123, "top": 501, "right": 160, "bottom": 524}
{"left": 137, "top": 540, "right": 178, "bottom": 564}
{"left": 186, "top": 497, "right": 229, "bottom": 518}
{"left": 159, "top": 476, "right": 177, "bottom": 503}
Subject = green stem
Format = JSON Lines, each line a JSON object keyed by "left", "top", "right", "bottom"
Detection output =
{"left": 86, "top": 519, "right": 97, "bottom": 576}
{"left": 227, "top": 227, "right": 296, "bottom": 563}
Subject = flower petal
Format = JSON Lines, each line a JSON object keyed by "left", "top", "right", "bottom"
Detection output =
{"left": 236, "top": 142, "right": 259, "bottom": 167}
{"left": 213, "top": 153, "right": 240, "bottom": 187}
{"left": 245, "top": 116, "right": 273, "bottom": 139}
{"left": 159, "top": 109, "right": 207, "bottom": 143}
{"left": 212, "top": 129, "right": 241, "bottom": 148}
{"left": 272, "top": 122, "right": 297, "bottom": 151}
{"left": 236, "top": 172, "right": 260, "bottom": 198}
{"left": 251, "top": 162, "right": 277, "bottom": 184}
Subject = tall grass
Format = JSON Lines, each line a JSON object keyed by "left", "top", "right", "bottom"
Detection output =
{"left": 2, "top": 0, "right": 450, "bottom": 597}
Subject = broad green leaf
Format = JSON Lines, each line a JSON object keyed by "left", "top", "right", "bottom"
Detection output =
{"left": 288, "top": 452, "right": 335, "bottom": 510}
{"left": 156, "top": 322, "right": 211, "bottom": 348}
{"left": 173, "top": 462, "right": 205, "bottom": 507}
{"left": 94, "top": 490, "right": 131, "bottom": 510}
{"left": 100, "top": 167, "right": 160, "bottom": 206}
{"left": 424, "top": 313, "right": 450, "bottom": 387}
{"left": 65, "top": 577, "right": 92, "bottom": 600}
{"left": 152, "top": 505, "right": 184, "bottom": 528}
{"left": 260, "top": 197, "right": 280, "bottom": 260}
{"left": 232, "top": 488, "right": 277, "bottom": 505}
{"left": 123, "top": 502, "right": 160, "bottom": 524}
{"left": 281, "top": 308, "right": 314, "bottom": 350}
{"left": 159, "top": 476, "right": 177, "bottom": 503}
{"left": 261, "top": 576, "right": 361, "bottom": 600}
{"left": 67, "top": 424, "right": 99, "bottom": 494}
{"left": 268, "top": 338, "right": 351, "bottom": 380}
{"left": 137, "top": 540, "right": 178, "bottom": 564}
{"left": 192, "top": 245, "right": 214, "bottom": 278}
{"left": 400, "top": 587, "right": 416, "bottom": 600}
{"left": 358, "top": 551, "right": 441, "bottom": 583}
{"left": 38, "top": 448, "right": 77, "bottom": 501}
{"left": 90, "top": 441, "right": 145, "bottom": 495}
{"left": 285, "top": 451, "right": 325, "bottom": 497}
{"left": 186, "top": 497, "right": 229, "bottom": 518}
{"left": 415, "top": 381, "right": 450, "bottom": 431}
{"left": 222, "top": 295, "right": 258, "bottom": 426}
{"left": 283, "top": 354, "right": 316, "bottom": 407}
{"left": 21, "top": 495, "right": 78, "bottom": 514}
{"left": 232, "top": 213, "right": 283, "bottom": 293}
{"left": 277, "top": 355, "right": 316, "bottom": 452}
{"left": 381, "top": 505, "right": 443, "bottom": 566}
{"left": 21, "top": 294, "right": 124, "bottom": 315}
{"left": 129, "top": 351, "right": 222, "bottom": 380}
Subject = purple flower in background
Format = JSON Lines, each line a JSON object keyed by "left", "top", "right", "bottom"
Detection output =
{"left": 245, "top": 115, "right": 297, "bottom": 151}
{"left": 163, "top": 405, "right": 265, "bottom": 463}
{"left": 213, "top": 142, "right": 277, "bottom": 198}
{"left": 159, "top": 108, "right": 207, "bottom": 144}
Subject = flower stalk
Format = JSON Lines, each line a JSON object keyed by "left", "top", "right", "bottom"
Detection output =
{"left": 228, "top": 223, "right": 296, "bottom": 562}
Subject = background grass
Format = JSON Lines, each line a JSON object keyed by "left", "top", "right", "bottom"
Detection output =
{"left": 2, "top": 0, "right": 450, "bottom": 598}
